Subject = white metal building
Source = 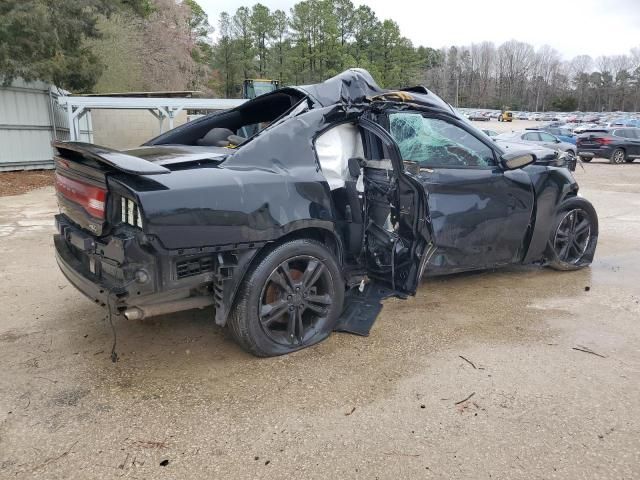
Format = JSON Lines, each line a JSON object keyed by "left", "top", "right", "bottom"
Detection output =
{"left": 0, "top": 79, "right": 91, "bottom": 171}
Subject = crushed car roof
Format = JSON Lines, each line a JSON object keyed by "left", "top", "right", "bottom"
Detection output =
{"left": 296, "top": 68, "right": 456, "bottom": 115}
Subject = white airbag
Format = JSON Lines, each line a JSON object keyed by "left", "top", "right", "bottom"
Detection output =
{"left": 315, "top": 123, "right": 364, "bottom": 190}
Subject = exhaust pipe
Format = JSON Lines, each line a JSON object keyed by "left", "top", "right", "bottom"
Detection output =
{"left": 123, "top": 296, "right": 215, "bottom": 320}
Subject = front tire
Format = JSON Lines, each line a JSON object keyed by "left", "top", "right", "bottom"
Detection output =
{"left": 610, "top": 148, "right": 626, "bottom": 164}
{"left": 564, "top": 150, "right": 576, "bottom": 171}
{"left": 545, "top": 197, "right": 598, "bottom": 271}
{"left": 228, "top": 239, "right": 344, "bottom": 357}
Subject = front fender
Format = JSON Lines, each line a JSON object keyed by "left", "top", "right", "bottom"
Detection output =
{"left": 522, "top": 166, "right": 579, "bottom": 263}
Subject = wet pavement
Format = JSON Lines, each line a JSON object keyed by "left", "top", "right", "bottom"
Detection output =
{"left": 1, "top": 160, "right": 639, "bottom": 479}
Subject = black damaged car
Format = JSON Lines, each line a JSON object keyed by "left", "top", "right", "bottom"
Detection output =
{"left": 54, "top": 69, "right": 598, "bottom": 357}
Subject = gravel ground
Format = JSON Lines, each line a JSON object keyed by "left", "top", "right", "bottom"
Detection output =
{"left": 0, "top": 170, "right": 54, "bottom": 197}
{"left": 1, "top": 137, "right": 639, "bottom": 479}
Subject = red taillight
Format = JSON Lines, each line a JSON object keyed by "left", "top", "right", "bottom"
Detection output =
{"left": 595, "top": 137, "right": 612, "bottom": 145}
{"left": 55, "top": 172, "right": 107, "bottom": 219}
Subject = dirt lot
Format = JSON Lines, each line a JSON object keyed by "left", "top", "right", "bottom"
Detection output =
{"left": 0, "top": 170, "right": 54, "bottom": 197}
{"left": 1, "top": 137, "right": 639, "bottom": 479}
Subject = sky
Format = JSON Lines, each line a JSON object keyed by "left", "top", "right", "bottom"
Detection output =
{"left": 198, "top": 0, "right": 640, "bottom": 60}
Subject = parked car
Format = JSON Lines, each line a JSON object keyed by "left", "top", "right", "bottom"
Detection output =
{"left": 538, "top": 126, "right": 577, "bottom": 145}
{"left": 495, "top": 130, "right": 577, "bottom": 164}
{"left": 481, "top": 129, "right": 499, "bottom": 137}
{"left": 517, "top": 112, "right": 529, "bottom": 120}
{"left": 573, "top": 123, "right": 600, "bottom": 134}
{"left": 468, "top": 111, "right": 490, "bottom": 121}
{"left": 52, "top": 69, "right": 598, "bottom": 357}
{"left": 577, "top": 127, "right": 640, "bottom": 164}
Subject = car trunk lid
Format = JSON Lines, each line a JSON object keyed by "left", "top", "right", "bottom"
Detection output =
{"left": 53, "top": 141, "right": 173, "bottom": 237}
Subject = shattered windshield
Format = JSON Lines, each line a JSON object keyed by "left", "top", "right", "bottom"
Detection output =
{"left": 389, "top": 113, "right": 495, "bottom": 168}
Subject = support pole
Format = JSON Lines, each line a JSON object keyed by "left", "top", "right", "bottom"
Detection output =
{"left": 66, "top": 102, "right": 75, "bottom": 141}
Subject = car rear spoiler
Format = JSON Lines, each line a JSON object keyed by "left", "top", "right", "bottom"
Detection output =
{"left": 53, "top": 141, "right": 170, "bottom": 175}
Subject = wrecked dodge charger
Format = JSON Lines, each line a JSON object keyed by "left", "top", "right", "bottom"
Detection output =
{"left": 54, "top": 69, "right": 598, "bottom": 357}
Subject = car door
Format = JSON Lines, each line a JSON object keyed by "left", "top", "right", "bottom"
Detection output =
{"left": 384, "top": 111, "right": 535, "bottom": 273}
{"left": 622, "top": 129, "right": 640, "bottom": 156}
{"left": 358, "top": 118, "right": 432, "bottom": 294}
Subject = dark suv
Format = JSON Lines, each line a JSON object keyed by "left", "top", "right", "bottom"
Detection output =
{"left": 577, "top": 127, "right": 640, "bottom": 164}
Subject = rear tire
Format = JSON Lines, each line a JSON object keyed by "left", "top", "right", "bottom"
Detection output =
{"left": 579, "top": 156, "right": 592, "bottom": 163}
{"left": 545, "top": 197, "right": 598, "bottom": 271}
{"left": 610, "top": 148, "right": 626, "bottom": 164}
{"left": 228, "top": 239, "right": 344, "bottom": 357}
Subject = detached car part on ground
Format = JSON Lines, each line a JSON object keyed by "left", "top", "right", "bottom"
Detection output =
{"left": 53, "top": 69, "right": 599, "bottom": 357}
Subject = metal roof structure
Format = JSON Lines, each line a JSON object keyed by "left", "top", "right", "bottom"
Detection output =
{"left": 57, "top": 95, "right": 245, "bottom": 141}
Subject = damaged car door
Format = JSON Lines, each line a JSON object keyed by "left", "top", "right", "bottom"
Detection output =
{"left": 384, "top": 111, "right": 535, "bottom": 273}
{"left": 357, "top": 118, "right": 432, "bottom": 294}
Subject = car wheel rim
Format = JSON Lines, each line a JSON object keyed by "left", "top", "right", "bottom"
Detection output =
{"left": 553, "top": 209, "right": 591, "bottom": 264}
{"left": 259, "top": 255, "right": 333, "bottom": 346}
{"left": 613, "top": 151, "right": 624, "bottom": 163}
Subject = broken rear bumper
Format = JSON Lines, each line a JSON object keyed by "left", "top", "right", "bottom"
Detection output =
{"left": 54, "top": 233, "right": 124, "bottom": 306}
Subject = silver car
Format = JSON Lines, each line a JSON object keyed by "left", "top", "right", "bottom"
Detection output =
{"left": 495, "top": 130, "right": 577, "bottom": 160}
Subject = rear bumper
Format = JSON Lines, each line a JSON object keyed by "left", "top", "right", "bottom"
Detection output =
{"left": 54, "top": 215, "right": 223, "bottom": 314}
{"left": 55, "top": 234, "right": 121, "bottom": 306}
{"left": 577, "top": 146, "right": 612, "bottom": 158}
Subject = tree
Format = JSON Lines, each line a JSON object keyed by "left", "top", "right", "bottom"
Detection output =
{"left": 271, "top": 10, "right": 289, "bottom": 84}
{"left": 213, "top": 12, "right": 239, "bottom": 97}
{"left": 0, "top": 0, "right": 150, "bottom": 91}
{"left": 89, "top": 13, "right": 144, "bottom": 93}
{"left": 250, "top": 4, "right": 274, "bottom": 77}
{"left": 551, "top": 96, "right": 577, "bottom": 112}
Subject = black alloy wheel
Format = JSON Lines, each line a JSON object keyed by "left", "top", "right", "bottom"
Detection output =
{"left": 228, "top": 238, "right": 344, "bottom": 357}
{"left": 552, "top": 209, "right": 592, "bottom": 265}
{"left": 259, "top": 255, "right": 333, "bottom": 346}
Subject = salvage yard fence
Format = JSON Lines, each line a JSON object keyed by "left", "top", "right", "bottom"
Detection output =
{"left": 0, "top": 79, "right": 92, "bottom": 172}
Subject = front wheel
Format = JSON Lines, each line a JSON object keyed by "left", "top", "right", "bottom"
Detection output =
{"left": 545, "top": 197, "right": 598, "bottom": 271}
{"left": 228, "top": 239, "right": 344, "bottom": 357}
{"left": 610, "top": 148, "right": 626, "bottom": 164}
{"left": 564, "top": 150, "right": 577, "bottom": 171}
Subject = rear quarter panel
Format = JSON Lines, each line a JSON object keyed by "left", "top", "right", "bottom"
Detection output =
{"left": 115, "top": 107, "right": 342, "bottom": 251}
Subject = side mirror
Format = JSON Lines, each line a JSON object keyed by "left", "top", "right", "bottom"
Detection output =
{"left": 348, "top": 157, "right": 363, "bottom": 178}
{"left": 501, "top": 152, "right": 535, "bottom": 170}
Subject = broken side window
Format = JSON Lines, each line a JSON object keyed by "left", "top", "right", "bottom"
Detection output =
{"left": 388, "top": 113, "right": 496, "bottom": 168}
